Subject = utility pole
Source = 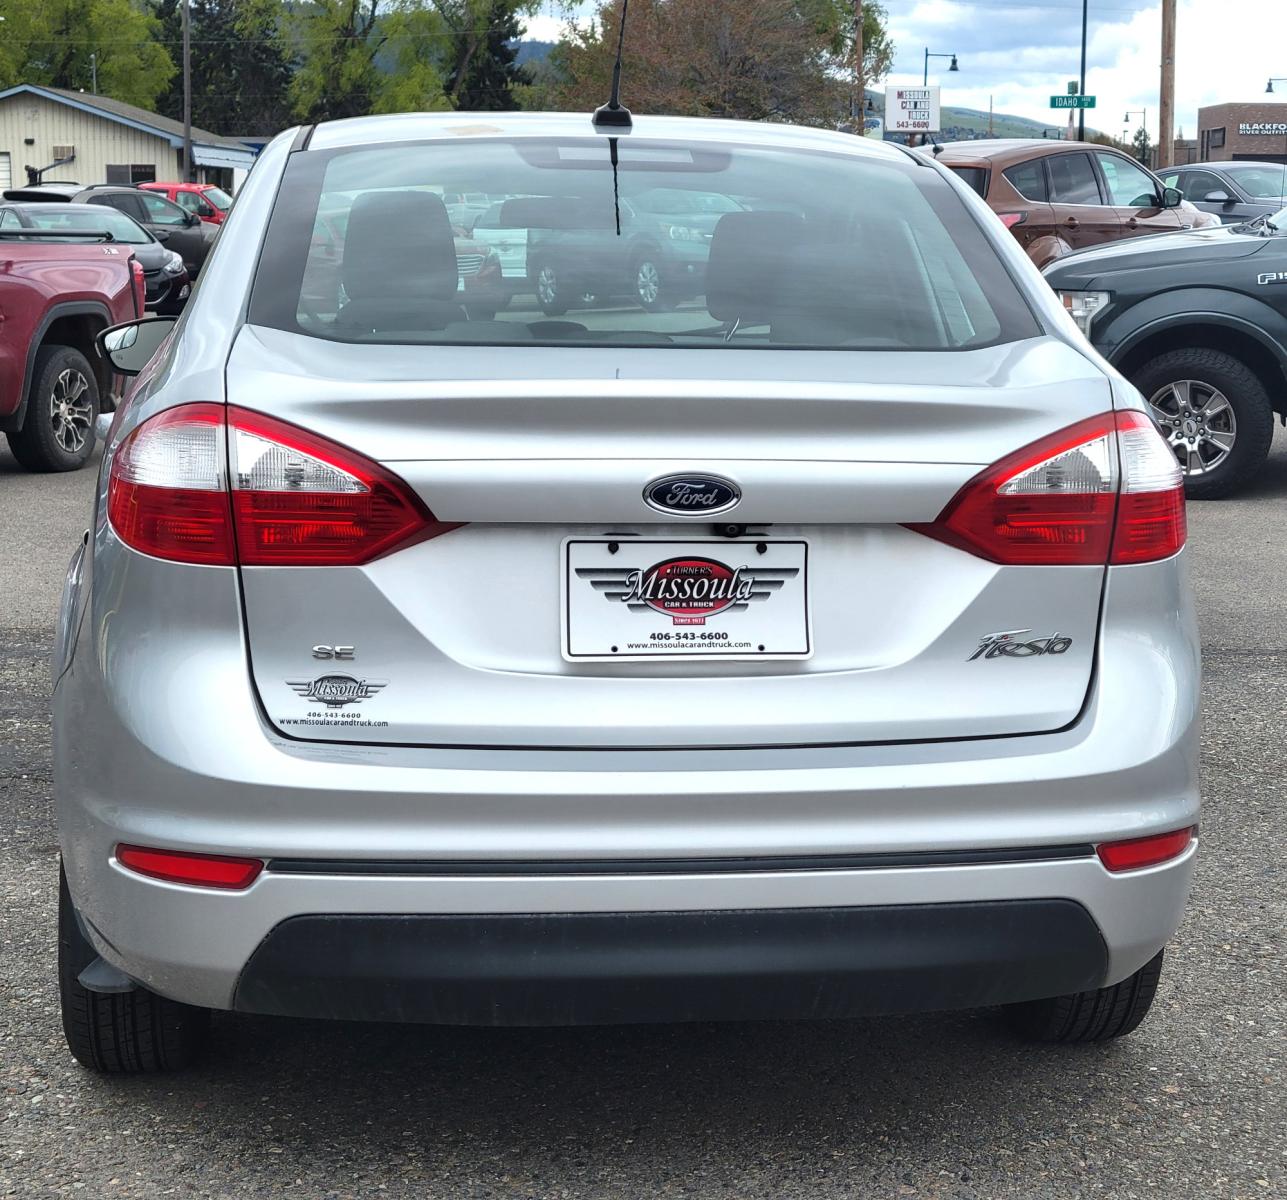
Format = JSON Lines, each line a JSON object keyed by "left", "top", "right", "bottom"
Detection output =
{"left": 89, "top": 53, "right": 97, "bottom": 94}
{"left": 182, "top": 0, "right": 193, "bottom": 182}
{"left": 1157, "top": 0, "right": 1176, "bottom": 168}
{"left": 1077, "top": 0, "right": 1088, "bottom": 140}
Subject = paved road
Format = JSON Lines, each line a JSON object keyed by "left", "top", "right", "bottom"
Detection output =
{"left": 2, "top": 436, "right": 1285, "bottom": 1199}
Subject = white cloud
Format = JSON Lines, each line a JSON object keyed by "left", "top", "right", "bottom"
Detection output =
{"left": 886, "top": 0, "right": 1287, "bottom": 140}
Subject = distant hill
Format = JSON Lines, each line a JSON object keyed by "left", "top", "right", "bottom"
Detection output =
{"left": 515, "top": 40, "right": 555, "bottom": 66}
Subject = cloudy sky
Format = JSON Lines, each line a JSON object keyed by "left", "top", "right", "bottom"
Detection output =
{"left": 526, "top": 0, "right": 1287, "bottom": 141}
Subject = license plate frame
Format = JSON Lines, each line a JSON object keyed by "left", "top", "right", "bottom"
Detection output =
{"left": 562, "top": 538, "right": 811, "bottom": 662}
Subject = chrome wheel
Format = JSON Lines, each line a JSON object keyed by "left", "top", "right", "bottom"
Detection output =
{"left": 49, "top": 368, "right": 93, "bottom": 454}
{"left": 1147, "top": 378, "right": 1237, "bottom": 476}
{"left": 636, "top": 260, "right": 661, "bottom": 306}
{"left": 537, "top": 265, "right": 559, "bottom": 307}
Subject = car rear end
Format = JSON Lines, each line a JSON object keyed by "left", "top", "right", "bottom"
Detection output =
{"left": 54, "top": 117, "right": 1199, "bottom": 1041}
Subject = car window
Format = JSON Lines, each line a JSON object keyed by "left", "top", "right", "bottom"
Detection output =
{"left": 1095, "top": 153, "right": 1161, "bottom": 208}
{"left": 946, "top": 167, "right": 989, "bottom": 198}
{"left": 1175, "top": 171, "right": 1226, "bottom": 201}
{"left": 18, "top": 204, "right": 151, "bottom": 244}
{"left": 87, "top": 193, "right": 144, "bottom": 222}
{"left": 252, "top": 138, "right": 1039, "bottom": 353}
{"left": 1002, "top": 160, "right": 1048, "bottom": 202}
{"left": 0, "top": 209, "right": 21, "bottom": 230}
{"left": 138, "top": 191, "right": 189, "bottom": 226}
{"left": 176, "top": 192, "right": 203, "bottom": 214}
{"left": 1161, "top": 172, "right": 1181, "bottom": 190}
{"left": 204, "top": 187, "right": 234, "bottom": 209}
{"left": 1047, "top": 154, "right": 1102, "bottom": 204}
{"left": 1222, "top": 165, "right": 1287, "bottom": 201}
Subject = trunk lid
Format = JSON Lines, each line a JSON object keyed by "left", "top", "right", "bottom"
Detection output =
{"left": 229, "top": 326, "right": 1112, "bottom": 749}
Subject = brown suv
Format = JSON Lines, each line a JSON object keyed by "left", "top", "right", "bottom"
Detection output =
{"left": 934, "top": 140, "right": 1218, "bottom": 268}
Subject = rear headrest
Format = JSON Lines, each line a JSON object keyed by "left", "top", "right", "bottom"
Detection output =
{"left": 341, "top": 190, "right": 457, "bottom": 303}
{"left": 705, "top": 211, "right": 805, "bottom": 325}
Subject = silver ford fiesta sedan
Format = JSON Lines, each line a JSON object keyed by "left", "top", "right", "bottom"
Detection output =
{"left": 53, "top": 112, "right": 1199, "bottom": 1072}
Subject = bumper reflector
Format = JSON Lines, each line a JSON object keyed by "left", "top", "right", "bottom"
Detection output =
{"left": 116, "top": 844, "right": 264, "bottom": 890}
{"left": 1096, "top": 827, "right": 1194, "bottom": 873}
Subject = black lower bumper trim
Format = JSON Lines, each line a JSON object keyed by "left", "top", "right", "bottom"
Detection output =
{"left": 264, "top": 844, "right": 1095, "bottom": 875}
{"left": 234, "top": 901, "right": 1108, "bottom": 1027}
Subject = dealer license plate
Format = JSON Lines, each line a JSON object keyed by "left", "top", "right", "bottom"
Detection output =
{"left": 562, "top": 539, "right": 810, "bottom": 661}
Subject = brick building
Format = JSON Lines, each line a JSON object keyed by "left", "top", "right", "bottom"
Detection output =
{"left": 1197, "top": 102, "right": 1287, "bottom": 163}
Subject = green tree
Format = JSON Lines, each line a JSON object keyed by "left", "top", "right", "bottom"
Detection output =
{"left": 441, "top": 0, "right": 532, "bottom": 110}
{"left": 1132, "top": 125, "right": 1152, "bottom": 166}
{"left": 0, "top": 0, "right": 175, "bottom": 109}
{"left": 290, "top": 0, "right": 450, "bottom": 121}
{"left": 526, "top": 0, "right": 894, "bottom": 127}
{"left": 154, "top": 0, "right": 293, "bottom": 133}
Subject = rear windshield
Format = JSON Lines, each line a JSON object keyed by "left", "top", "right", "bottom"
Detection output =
{"left": 250, "top": 138, "right": 1038, "bottom": 351}
{"left": 13, "top": 204, "right": 151, "bottom": 244}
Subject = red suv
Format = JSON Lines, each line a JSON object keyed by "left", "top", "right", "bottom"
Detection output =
{"left": 138, "top": 182, "right": 233, "bottom": 226}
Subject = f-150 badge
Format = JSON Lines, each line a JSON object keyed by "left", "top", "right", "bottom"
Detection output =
{"left": 1256, "top": 271, "right": 1287, "bottom": 286}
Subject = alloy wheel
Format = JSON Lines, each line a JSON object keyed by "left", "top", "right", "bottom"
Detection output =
{"left": 537, "top": 266, "right": 559, "bottom": 307}
{"left": 636, "top": 260, "right": 661, "bottom": 306}
{"left": 49, "top": 368, "right": 94, "bottom": 455}
{"left": 1146, "top": 378, "right": 1237, "bottom": 476}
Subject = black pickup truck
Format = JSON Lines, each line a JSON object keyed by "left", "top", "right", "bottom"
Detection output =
{"left": 1044, "top": 207, "right": 1287, "bottom": 498}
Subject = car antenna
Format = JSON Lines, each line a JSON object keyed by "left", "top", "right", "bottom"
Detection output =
{"left": 593, "top": 0, "right": 633, "bottom": 129}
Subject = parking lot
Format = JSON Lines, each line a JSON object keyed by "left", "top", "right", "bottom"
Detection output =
{"left": 1, "top": 436, "right": 1285, "bottom": 1200}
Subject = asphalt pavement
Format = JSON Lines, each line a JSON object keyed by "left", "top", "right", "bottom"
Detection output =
{"left": 2, "top": 434, "right": 1285, "bottom": 1199}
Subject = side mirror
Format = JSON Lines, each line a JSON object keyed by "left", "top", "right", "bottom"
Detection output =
{"left": 185, "top": 210, "right": 200, "bottom": 227}
{"left": 153, "top": 229, "right": 170, "bottom": 242}
{"left": 96, "top": 317, "right": 177, "bottom": 377}
{"left": 1203, "top": 190, "right": 1233, "bottom": 205}
{"left": 1161, "top": 186, "right": 1183, "bottom": 209}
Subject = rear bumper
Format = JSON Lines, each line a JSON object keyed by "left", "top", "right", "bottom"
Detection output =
{"left": 234, "top": 900, "right": 1108, "bottom": 1026}
{"left": 54, "top": 537, "right": 1200, "bottom": 1019}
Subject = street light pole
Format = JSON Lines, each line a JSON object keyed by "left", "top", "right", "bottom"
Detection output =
{"left": 1077, "top": 0, "right": 1088, "bottom": 140}
{"left": 182, "top": 0, "right": 193, "bottom": 183}
{"left": 923, "top": 49, "right": 959, "bottom": 87}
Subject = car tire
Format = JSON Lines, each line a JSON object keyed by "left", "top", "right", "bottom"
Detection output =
{"left": 1003, "top": 949, "right": 1164, "bottom": 1043}
{"left": 5, "top": 345, "right": 99, "bottom": 473}
{"left": 534, "top": 261, "right": 570, "bottom": 316}
{"left": 58, "top": 863, "right": 210, "bottom": 1073}
{"left": 633, "top": 254, "right": 675, "bottom": 312}
{"left": 1133, "top": 347, "right": 1274, "bottom": 500}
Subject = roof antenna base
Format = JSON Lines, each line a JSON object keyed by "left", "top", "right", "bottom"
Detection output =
{"left": 593, "top": 102, "right": 633, "bottom": 129}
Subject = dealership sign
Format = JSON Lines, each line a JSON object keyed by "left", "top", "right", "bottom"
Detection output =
{"left": 889, "top": 87, "right": 941, "bottom": 134}
{"left": 1239, "top": 123, "right": 1287, "bottom": 135}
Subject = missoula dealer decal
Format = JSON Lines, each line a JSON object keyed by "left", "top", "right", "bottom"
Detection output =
{"left": 280, "top": 673, "right": 390, "bottom": 730}
{"left": 578, "top": 556, "right": 799, "bottom": 626}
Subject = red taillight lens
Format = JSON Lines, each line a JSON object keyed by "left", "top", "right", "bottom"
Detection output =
{"left": 227, "top": 407, "right": 447, "bottom": 566}
{"left": 116, "top": 844, "right": 264, "bottom": 889}
{"left": 1096, "top": 827, "right": 1194, "bottom": 872}
{"left": 106, "top": 403, "right": 235, "bottom": 565}
{"left": 130, "top": 257, "right": 146, "bottom": 314}
{"left": 908, "top": 411, "right": 1186, "bottom": 566}
{"left": 998, "top": 212, "right": 1027, "bottom": 229}
{"left": 107, "top": 404, "right": 456, "bottom": 566}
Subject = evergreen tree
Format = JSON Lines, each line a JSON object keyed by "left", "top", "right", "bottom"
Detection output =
{"left": 450, "top": 0, "right": 530, "bottom": 111}
{"left": 154, "top": 0, "right": 293, "bottom": 133}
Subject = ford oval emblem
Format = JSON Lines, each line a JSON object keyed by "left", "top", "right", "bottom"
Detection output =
{"left": 644, "top": 473, "right": 741, "bottom": 517}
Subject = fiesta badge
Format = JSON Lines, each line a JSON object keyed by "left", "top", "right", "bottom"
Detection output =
{"left": 644, "top": 474, "right": 741, "bottom": 516}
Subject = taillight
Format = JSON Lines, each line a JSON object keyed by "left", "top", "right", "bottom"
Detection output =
{"left": 1096, "top": 827, "right": 1194, "bottom": 872}
{"left": 116, "top": 844, "right": 263, "bottom": 889}
{"left": 997, "top": 212, "right": 1027, "bottom": 229}
{"left": 130, "top": 257, "right": 146, "bottom": 315}
{"left": 107, "top": 404, "right": 455, "bottom": 566}
{"left": 908, "top": 411, "right": 1185, "bottom": 566}
{"left": 107, "top": 403, "right": 234, "bottom": 565}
